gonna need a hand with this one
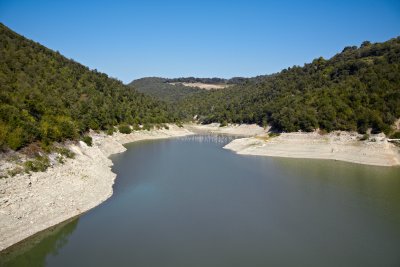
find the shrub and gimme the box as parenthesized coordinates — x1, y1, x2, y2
(359, 133, 369, 141)
(21, 142, 43, 157)
(57, 116, 78, 140)
(39, 141, 53, 153)
(6, 127, 25, 150)
(88, 120, 99, 131)
(268, 132, 281, 138)
(390, 132, 400, 139)
(142, 123, 152, 131)
(154, 124, 169, 130)
(24, 156, 50, 173)
(0, 122, 9, 151)
(7, 166, 24, 177)
(82, 135, 93, 146)
(118, 124, 132, 134)
(132, 124, 141, 131)
(57, 147, 75, 158)
(106, 128, 114, 136)
(56, 155, 65, 164)
(220, 121, 228, 127)
(318, 129, 328, 135)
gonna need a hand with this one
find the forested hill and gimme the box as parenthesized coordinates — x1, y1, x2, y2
(129, 77, 203, 102)
(0, 23, 174, 151)
(179, 38, 400, 135)
(128, 77, 249, 102)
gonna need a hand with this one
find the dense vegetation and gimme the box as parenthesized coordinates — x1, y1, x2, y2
(129, 77, 250, 102)
(0, 23, 175, 151)
(129, 77, 203, 102)
(178, 38, 400, 134)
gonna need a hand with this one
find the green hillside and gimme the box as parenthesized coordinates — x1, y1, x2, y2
(0, 23, 175, 151)
(129, 77, 203, 102)
(178, 38, 400, 134)
(129, 77, 248, 102)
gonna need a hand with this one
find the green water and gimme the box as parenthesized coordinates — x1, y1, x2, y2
(1, 135, 400, 267)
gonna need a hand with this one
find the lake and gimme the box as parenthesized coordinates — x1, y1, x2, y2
(1, 135, 400, 266)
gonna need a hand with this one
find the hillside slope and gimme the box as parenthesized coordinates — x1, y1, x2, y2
(179, 38, 400, 134)
(129, 77, 248, 102)
(0, 23, 174, 151)
(129, 77, 203, 102)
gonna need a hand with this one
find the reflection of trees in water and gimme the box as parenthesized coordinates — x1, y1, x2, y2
(181, 134, 237, 145)
(0, 217, 79, 267)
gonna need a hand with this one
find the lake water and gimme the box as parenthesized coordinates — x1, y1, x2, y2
(1, 135, 400, 267)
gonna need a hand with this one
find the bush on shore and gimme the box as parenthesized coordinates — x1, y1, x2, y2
(82, 136, 93, 146)
(118, 124, 132, 134)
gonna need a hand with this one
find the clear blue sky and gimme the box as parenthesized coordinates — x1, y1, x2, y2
(1, 0, 399, 83)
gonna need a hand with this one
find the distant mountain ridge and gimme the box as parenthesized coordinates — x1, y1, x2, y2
(129, 77, 204, 102)
(128, 76, 255, 102)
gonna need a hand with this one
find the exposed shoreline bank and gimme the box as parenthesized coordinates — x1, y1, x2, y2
(0, 125, 193, 251)
(224, 130, 400, 167)
(189, 123, 400, 167)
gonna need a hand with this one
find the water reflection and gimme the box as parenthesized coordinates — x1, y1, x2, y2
(0, 218, 79, 267)
(180, 134, 237, 144)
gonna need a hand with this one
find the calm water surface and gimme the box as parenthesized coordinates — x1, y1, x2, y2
(1, 135, 400, 267)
